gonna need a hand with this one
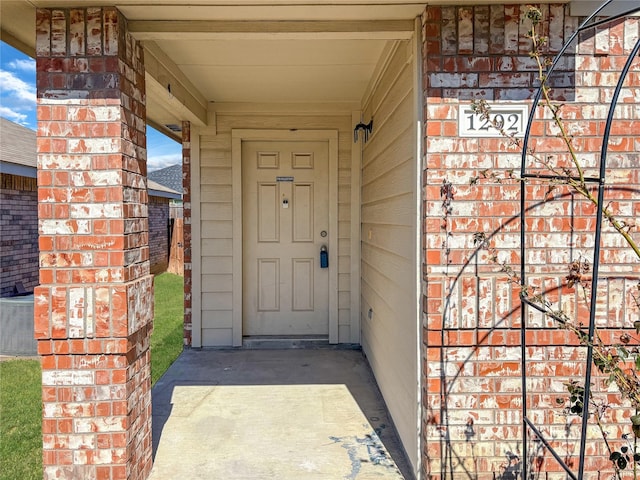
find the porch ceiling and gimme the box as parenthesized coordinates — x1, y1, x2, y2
(0, 0, 546, 139)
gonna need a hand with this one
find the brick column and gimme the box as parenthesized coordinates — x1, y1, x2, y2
(181, 121, 192, 346)
(35, 8, 153, 480)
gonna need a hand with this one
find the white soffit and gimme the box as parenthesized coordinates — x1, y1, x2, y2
(154, 38, 388, 103)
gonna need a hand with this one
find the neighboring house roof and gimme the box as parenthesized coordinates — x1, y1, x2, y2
(0, 117, 37, 178)
(148, 164, 183, 195)
(0, 117, 181, 200)
(148, 179, 181, 199)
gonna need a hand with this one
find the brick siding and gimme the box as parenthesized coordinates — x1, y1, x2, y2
(0, 174, 39, 297)
(182, 121, 192, 347)
(422, 5, 640, 478)
(148, 196, 170, 274)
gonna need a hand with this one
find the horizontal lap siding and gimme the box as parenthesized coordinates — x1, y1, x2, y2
(199, 113, 353, 345)
(360, 40, 418, 472)
(199, 131, 233, 345)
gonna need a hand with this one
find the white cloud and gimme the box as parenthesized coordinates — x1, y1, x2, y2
(148, 153, 182, 171)
(0, 69, 36, 104)
(7, 58, 36, 72)
(0, 69, 36, 127)
(0, 106, 28, 124)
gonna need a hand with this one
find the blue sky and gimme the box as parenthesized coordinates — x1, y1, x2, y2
(0, 41, 182, 171)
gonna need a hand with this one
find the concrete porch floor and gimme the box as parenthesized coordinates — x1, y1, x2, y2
(149, 348, 413, 479)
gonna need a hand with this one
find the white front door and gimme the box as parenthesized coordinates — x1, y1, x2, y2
(242, 140, 330, 336)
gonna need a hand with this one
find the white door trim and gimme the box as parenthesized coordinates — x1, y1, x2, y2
(190, 129, 203, 348)
(232, 129, 339, 346)
(413, 16, 424, 479)
(350, 111, 362, 345)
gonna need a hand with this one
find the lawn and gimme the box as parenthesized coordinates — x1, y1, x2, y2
(150, 272, 185, 385)
(0, 272, 184, 480)
(0, 359, 42, 480)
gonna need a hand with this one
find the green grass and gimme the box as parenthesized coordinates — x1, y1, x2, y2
(0, 272, 184, 479)
(0, 359, 42, 480)
(151, 272, 185, 385)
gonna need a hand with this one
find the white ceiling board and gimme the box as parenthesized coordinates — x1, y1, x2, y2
(128, 20, 415, 41)
(121, 5, 425, 21)
(181, 64, 376, 103)
(155, 39, 386, 67)
(156, 38, 387, 103)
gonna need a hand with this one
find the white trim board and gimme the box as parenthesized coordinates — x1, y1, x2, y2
(350, 111, 362, 345)
(231, 129, 340, 346)
(190, 130, 203, 348)
(413, 16, 424, 479)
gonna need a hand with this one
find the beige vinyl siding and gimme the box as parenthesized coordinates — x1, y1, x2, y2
(199, 133, 234, 346)
(0, 118, 37, 169)
(360, 40, 418, 471)
(198, 110, 354, 345)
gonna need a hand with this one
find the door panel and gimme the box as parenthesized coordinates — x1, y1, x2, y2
(292, 258, 314, 311)
(257, 151, 279, 169)
(257, 183, 279, 242)
(257, 259, 279, 311)
(292, 184, 313, 242)
(243, 140, 329, 336)
(292, 152, 313, 169)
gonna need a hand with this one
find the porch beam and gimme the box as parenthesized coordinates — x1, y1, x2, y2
(129, 20, 415, 40)
(143, 41, 208, 127)
(147, 117, 181, 143)
(210, 102, 361, 115)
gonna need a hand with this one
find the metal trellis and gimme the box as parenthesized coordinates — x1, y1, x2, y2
(519, 1, 640, 479)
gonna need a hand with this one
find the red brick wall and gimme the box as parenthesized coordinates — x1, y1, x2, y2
(0, 174, 39, 297)
(148, 196, 170, 274)
(0, 174, 168, 294)
(422, 5, 640, 478)
(182, 121, 192, 346)
(35, 8, 153, 480)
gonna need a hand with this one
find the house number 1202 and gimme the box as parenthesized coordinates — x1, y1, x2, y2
(467, 113, 519, 132)
(458, 104, 528, 138)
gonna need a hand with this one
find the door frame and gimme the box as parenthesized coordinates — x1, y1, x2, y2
(231, 129, 339, 346)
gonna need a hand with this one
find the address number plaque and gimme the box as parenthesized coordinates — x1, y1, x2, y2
(458, 104, 529, 138)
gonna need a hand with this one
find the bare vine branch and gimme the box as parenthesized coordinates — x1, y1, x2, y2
(468, 5, 640, 476)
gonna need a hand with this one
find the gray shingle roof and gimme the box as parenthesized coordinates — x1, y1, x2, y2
(148, 164, 183, 194)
